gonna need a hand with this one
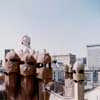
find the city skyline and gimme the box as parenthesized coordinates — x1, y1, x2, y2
(0, 0, 100, 57)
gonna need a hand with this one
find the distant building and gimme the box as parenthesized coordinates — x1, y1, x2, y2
(52, 53, 76, 66)
(52, 62, 64, 82)
(77, 57, 86, 65)
(51, 52, 76, 83)
(85, 45, 100, 89)
(87, 45, 100, 70)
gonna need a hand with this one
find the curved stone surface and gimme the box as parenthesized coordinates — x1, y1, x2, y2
(4, 50, 20, 73)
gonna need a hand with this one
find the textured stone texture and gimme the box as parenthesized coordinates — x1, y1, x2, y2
(4, 50, 20, 73)
(4, 50, 21, 100)
(19, 53, 38, 100)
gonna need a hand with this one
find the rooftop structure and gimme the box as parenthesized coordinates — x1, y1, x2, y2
(52, 53, 76, 66)
(87, 44, 100, 70)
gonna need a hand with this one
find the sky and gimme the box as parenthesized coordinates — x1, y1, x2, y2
(0, 0, 100, 57)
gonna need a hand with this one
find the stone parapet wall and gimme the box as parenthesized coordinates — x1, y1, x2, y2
(49, 91, 74, 100)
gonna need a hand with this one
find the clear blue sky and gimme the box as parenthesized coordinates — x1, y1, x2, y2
(0, 0, 100, 57)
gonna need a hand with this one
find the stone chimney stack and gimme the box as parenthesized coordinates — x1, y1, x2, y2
(19, 53, 37, 100)
(64, 64, 74, 98)
(4, 50, 21, 100)
(73, 61, 84, 100)
(36, 51, 52, 100)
